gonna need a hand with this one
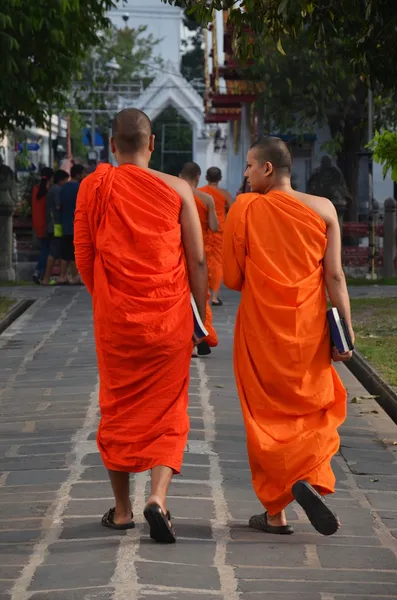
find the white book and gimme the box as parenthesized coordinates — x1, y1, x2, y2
(191, 293, 208, 338)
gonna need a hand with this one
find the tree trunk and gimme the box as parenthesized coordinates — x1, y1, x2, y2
(336, 120, 365, 221)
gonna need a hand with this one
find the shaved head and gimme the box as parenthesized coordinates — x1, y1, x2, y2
(180, 162, 201, 180)
(250, 137, 292, 174)
(206, 167, 222, 183)
(112, 108, 152, 155)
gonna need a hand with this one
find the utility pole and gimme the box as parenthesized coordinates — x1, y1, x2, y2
(367, 87, 376, 280)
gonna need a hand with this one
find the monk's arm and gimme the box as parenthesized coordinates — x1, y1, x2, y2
(207, 200, 219, 232)
(179, 183, 208, 321)
(222, 189, 234, 212)
(323, 203, 354, 341)
(222, 204, 245, 291)
(74, 195, 95, 295)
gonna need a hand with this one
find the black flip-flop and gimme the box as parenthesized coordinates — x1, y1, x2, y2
(212, 299, 223, 306)
(101, 507, 135, 530)
(144, 503, 176, 543)
(292, 480, 339, 536)
(249, 512, 294, 535)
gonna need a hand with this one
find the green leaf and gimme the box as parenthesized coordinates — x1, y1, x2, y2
(276, 38, 286, 56)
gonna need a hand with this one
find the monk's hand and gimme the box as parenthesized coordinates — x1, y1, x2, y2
(332, 346, 353, 363)
(193, 334, 203, 346)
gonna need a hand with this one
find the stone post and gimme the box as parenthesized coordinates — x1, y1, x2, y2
(383, 197, 397, 278)
(0, 165, 16, 282)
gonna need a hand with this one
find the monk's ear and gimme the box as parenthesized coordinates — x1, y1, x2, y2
(110, 137, 116, 155)
(263, 161, 273, 176)
(149, 134, 155, 152)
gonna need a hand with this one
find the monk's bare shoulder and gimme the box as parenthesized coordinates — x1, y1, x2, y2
(289, 190, 336, 226)
(148, 168, 192, 203)
(193, 189, 214, 207)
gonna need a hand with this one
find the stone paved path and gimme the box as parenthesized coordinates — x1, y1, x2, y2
(1, 287, 397, 600)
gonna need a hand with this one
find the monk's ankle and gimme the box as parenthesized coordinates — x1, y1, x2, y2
(267, 511, 287, 527)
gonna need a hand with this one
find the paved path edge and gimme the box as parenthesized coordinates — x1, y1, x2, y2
(0, 298, 34, 335)
(347, 349, 397, 424)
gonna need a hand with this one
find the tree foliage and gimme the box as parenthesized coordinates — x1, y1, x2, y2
(180, 11, 204, 89)
(161, 0, 397, 90)
(0, 0, 114, 133)
(368, 131, 397, 182)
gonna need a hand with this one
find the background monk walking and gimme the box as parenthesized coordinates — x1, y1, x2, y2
(223, 137, 354, 537)
(199, 167, 234, 306)
(179, 162, 219, 357)
(74, 108, 207, 543)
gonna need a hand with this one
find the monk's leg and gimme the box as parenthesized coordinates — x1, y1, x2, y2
(107, 470, 133, 525)
(147, 465, 173, 514)
(267, 509, 288, 527)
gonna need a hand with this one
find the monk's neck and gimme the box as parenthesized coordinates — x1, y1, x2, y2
(207, 182, 219, 188)
(266, 180, 293, 195)
(117, 155, 149, 169)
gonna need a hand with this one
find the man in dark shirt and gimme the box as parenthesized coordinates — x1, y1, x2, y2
(42, 169, 69, 285)
(60, 164, 86, 283)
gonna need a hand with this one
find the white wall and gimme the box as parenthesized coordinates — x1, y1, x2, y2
(108, 0, 182, 70)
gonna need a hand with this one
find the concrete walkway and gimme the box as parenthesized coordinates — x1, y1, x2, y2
(1, 287, 397, 600)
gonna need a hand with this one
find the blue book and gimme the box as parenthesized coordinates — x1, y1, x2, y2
(327, 308, 354, 354)
(191, 294, 208, 338)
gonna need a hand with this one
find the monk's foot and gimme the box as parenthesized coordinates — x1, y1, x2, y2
(267, 510, 287, 527)
(249, 511, 294, 535)
(144, 495, 176, 543)
(292, 480, 339, 536)
(101, 507, 135, 530)
(211, 297, 223, 306)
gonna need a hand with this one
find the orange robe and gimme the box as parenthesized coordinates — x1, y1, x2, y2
(193, 194, 218, 347)
(223, 191, 347, 514)
(199, 185, 227, 293)
(74, 163, 193, 474)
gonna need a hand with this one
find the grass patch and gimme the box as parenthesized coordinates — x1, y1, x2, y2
(347, 277, 397, 286)
(351, 298, 397, 386)
(0, 297, 16, 319)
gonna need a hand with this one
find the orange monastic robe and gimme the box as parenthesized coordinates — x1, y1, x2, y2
(193, 194, 218, 347)
(199, 185, 227, 293)
(74, 164, 193, 474)
(223, 191, 347, 514)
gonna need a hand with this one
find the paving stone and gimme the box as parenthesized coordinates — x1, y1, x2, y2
(135, 562, 220, 590)
(349, 461, 397, 475)
(317, 544, 397, 569)
(182, 453, 210, 466)
(235, 566, 397, 583)
(151, 518, 213, 540)
(0, 502, 51, 519)
(238, 579, 397, 595)
(29, 592, 114, 600)
(139, 538, 216, 564)
(227, 541, 306, 567)
(44, 539, 120, 565)
(355, 475, 397, 491)
(70, 482, 114, 499)
(340, 446, 396, 463)
(0, 544, 35, 565)
(167, 481, 212, 498)
(0, 529, 41, 543)
(366, 492, 397, 509)
(60, 517, 127, 539)
(138, 594, 219, 600)
(178, 465, 210, 480)
(80, 467, 108, 482)
(30, 561, 115, 590)
(5, 469, 70, 486)
(377, 511, 397, 529)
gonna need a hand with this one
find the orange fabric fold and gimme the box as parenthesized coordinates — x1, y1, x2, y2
(193, 194, 218, 348)
(199, 185, 227, 292)
(74, 163, 193, 474)
(223, 191, 347, 514)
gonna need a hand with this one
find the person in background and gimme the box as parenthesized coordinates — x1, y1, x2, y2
(31, 167, 54, 284)
(179, 162, 219, 357)
(59, 164, 85, 284)
(42, 169, 69, 286)
(238, 176, 251, 194)
(199, 167, 234, 306)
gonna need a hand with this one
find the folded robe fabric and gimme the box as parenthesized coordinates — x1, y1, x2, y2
(74, 163, 193, 474)
(223, 191, 347, 514)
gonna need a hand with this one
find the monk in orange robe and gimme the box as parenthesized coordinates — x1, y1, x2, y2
(223, 137, 354, 536)
(179, 162, 219, 356)
(74, 108, 207, 543)
(199, 167, 234, 306)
